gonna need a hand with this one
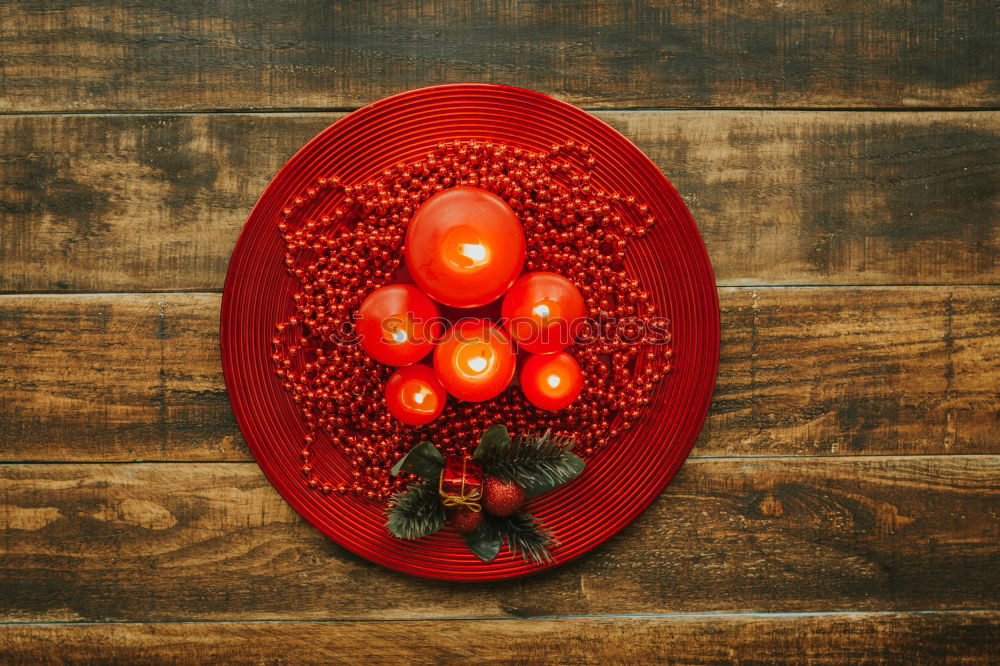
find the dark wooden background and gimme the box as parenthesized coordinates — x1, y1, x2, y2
(1, 1, 998, 663)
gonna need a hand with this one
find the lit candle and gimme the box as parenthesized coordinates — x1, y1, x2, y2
(501, 272, 585, 353)
(519, 351, 583, 411)
(405, 187, 525, 308)
(384, 364, 447, 425)
(357, 284, 441, 366)
(433, 319, 516, 402)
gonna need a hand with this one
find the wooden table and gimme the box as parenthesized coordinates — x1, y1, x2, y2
(2, 2, 998, 663)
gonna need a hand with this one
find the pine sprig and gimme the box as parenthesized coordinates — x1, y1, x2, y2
(385, 428, 585, 564)
(490, 512, 557, 563)
(483, 430, 583, 497)
(386, 479, 446, 539)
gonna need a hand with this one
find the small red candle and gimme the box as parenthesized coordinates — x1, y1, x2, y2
(405, 187, 525, 308)
(357, 284, 441, 366)
(520, 352, 584, 411)
(433, 319, 516, 402)
(384, 364, 447, 426)
(501, 272, 585, 354)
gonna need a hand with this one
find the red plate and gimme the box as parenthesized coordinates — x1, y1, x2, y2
(221, 84, 719, 581)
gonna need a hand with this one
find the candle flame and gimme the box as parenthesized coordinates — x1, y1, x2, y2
(546, 374, 561, 389)
(458, 243, 487, 263)
(402, 383, 436, 413)
(444, 226, 491, 269)
(467, 356, 488, 373)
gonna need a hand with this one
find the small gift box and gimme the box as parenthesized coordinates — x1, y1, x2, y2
(438, 457, 483, 512)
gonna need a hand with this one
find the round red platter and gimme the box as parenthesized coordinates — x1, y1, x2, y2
(220, 84, 719, 581)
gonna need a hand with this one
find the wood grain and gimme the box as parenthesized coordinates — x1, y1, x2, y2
(2, 288, 997, 462)
(2, 111, 999, 293)
(0, 294, 234, 461)
(0, 457, 997, 621)
(1, 612, 997, 665)
(707, 286, 1000, 456)
(1, 1, 998, 112)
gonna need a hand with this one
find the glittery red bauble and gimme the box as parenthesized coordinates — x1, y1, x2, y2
(449, 507, 484, 533)
(482, 477, 526, 517)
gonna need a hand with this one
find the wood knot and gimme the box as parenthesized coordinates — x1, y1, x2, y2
(759, 492, 784, 518)
(876, 501, 914, 538)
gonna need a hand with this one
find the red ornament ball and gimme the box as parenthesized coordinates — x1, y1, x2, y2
(448, 506, 484, 534)
(482, 477, 526, 517)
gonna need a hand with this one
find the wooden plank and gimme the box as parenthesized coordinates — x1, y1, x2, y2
(2, 111, 998, 293)
(707, 286, 1000, 456)
(0, 294, 235, 461)
(1, 613, 997, 664)
(0, 457, 996, 621)
(2, 288, 997, 462)
(1, 1, 998, 112)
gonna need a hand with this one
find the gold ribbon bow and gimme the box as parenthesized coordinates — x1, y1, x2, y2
(439, 458, 482, 513)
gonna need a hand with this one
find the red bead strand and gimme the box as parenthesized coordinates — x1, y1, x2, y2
(270, 140, 672, 502)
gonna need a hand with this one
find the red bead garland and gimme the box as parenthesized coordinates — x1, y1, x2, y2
(270, 140, 673, 502)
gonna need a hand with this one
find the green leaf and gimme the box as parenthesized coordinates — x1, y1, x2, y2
(462, 521, 503, 562)
(390, 441, 445, 479)
(522, 452, 585, 498)
(472, 424, 511, 461)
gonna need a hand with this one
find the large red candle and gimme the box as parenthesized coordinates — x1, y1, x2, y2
(433, 319, 516, 402)
(357, 284, 441, 366)
(501, 272, 585, 354)
(405, 187, 525, 308)
(520, 351, 584, 411)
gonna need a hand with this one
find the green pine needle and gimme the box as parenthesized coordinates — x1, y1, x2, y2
(483, 430, 582, 496)
(386, 479, 446, 539)
(488, 512, 557, 563)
